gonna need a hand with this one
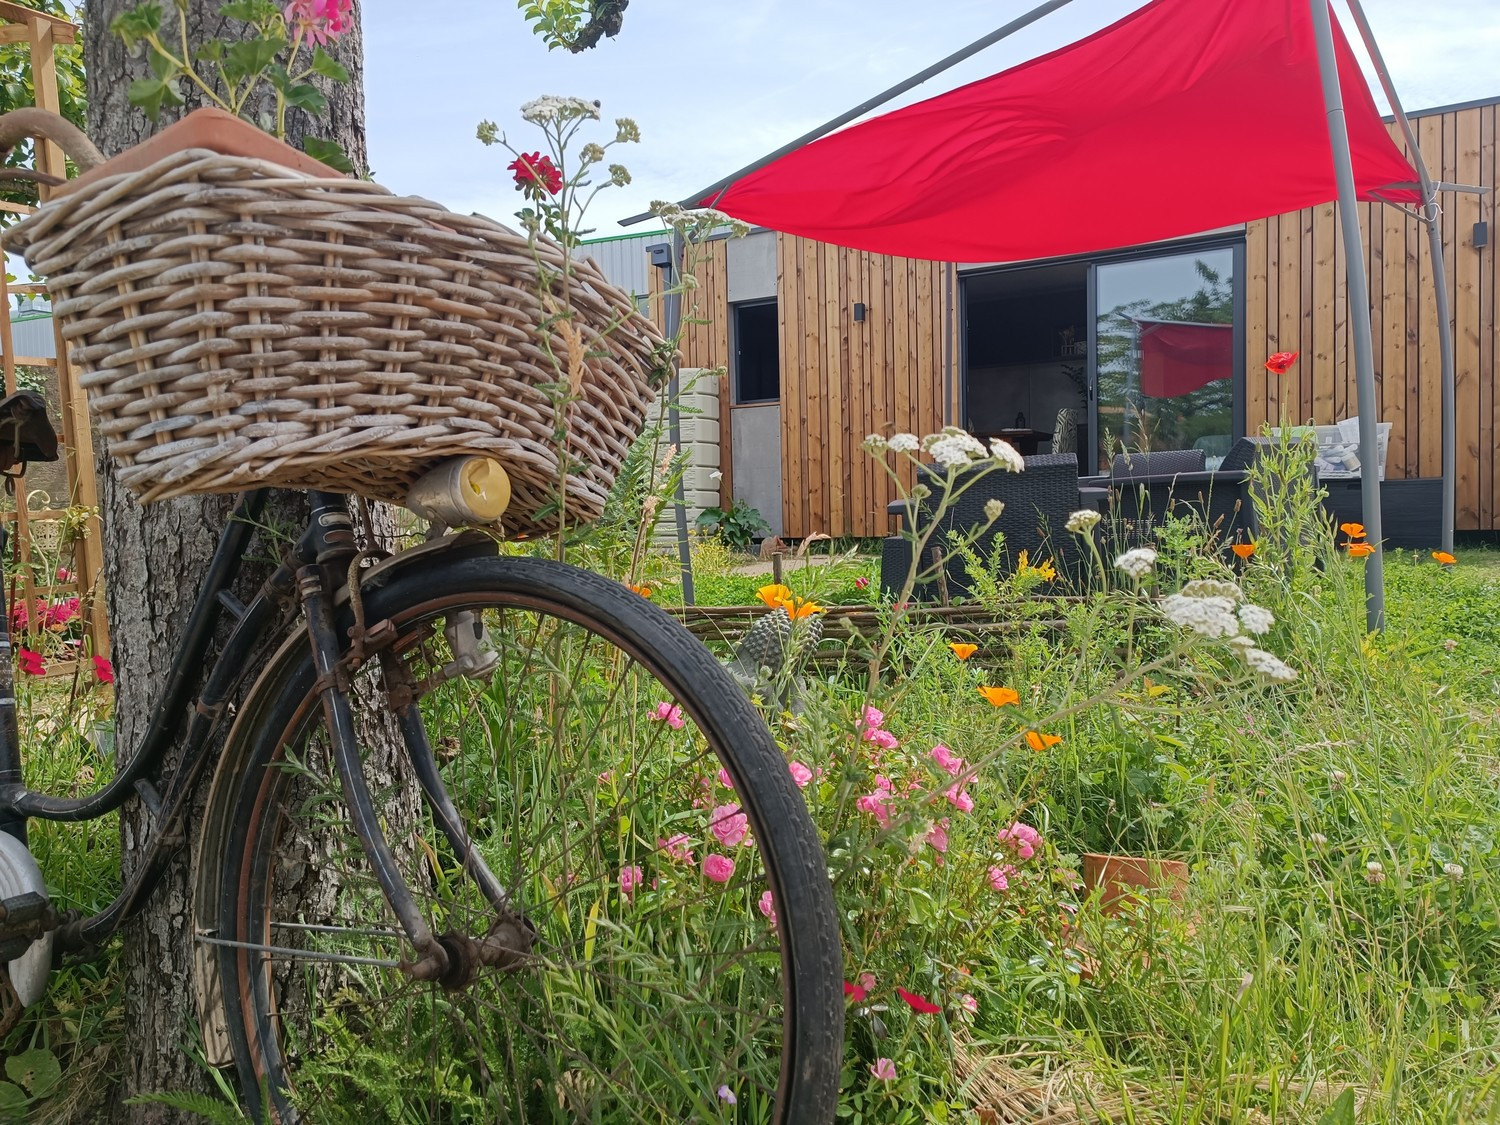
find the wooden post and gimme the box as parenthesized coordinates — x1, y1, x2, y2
(0, 5, 108, 658)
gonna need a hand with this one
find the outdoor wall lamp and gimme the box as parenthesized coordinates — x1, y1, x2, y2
(853, 302, 867, 322)
(1474, 222, 1489, 251)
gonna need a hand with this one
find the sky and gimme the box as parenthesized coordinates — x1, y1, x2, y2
(363, 1, 1499, 238)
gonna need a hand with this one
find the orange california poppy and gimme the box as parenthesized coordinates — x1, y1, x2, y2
(756, 583, 794, 610)
(628, 583, 652, 598)
(978, 686, 1019, 707)
(788, 598, 824, 619)
(1431, 551, 1456, 565)
(948, 642, 978, 661)
(1231, 542, 1256, 560)
(1264, 351, 1299, 376)
(1345, 542, 1375, 557)
(1024, 730, 1063, 751)
(1338, 522, 1366, 539)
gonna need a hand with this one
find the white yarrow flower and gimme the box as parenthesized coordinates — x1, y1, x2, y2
(1065, 509, 1102, 534)
(984, 499, 1005, 522)
(521, 95, 601, 125)
(989, 439, 1025, 473)
(928, 436, 977, 468)
(1237, 604, 1275, 635)
(1160, 593, 1240, 639)
(1241, 646, 1297, 682)
(1178, 579, 1244, 602)
(862, 434, 889, 453)
(1113, 547, 1158, 580)
(886, 432, 920, 453)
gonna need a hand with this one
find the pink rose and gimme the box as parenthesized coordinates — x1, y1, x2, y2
(657, 834, 694, 864)
(856, 790, 893, 828)
(703, 853, 735, 883)
(945, 784, 974, 813)
(651, 702, 685, 730)
(619, 865, 644, 900)
(758, 890, 777, 928)
(710, 804, 749, 848)
(788, 761, 813, 788)
(930, 744, 964, 776)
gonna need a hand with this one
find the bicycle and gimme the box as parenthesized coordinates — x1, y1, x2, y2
(0, 117, 843, 1124)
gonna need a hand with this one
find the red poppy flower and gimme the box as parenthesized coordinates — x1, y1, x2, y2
(508, 151, 563, 195)
(93, 655, 115, 685)
(896, 987, 941, 1014)
(1264, 351, 1299, 376)
(843, 980, 867, 1003)
(17, 648, 44, 676)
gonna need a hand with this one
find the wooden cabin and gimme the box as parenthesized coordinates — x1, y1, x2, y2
(601, 96, 1498, 542)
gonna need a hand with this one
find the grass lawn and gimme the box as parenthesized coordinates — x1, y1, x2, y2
(4, 516, 1499, 1122)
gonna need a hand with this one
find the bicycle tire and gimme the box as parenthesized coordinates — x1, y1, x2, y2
(212, 553, 843, 1124)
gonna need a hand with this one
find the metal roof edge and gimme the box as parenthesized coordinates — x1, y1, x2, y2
(1386, 93, 1500, 123)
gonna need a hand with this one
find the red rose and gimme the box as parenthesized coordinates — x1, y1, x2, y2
(896, 986, 941, 1014)
(508, 151, 564, 195)
(1264, 351, 1299, 376)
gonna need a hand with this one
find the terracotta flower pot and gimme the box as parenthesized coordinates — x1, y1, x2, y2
(1081, 852, 1189, 916)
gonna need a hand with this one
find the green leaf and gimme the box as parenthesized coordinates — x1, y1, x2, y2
(4, 1048, 59, 1097)
(146, 46, 178, 81)
(309, 46, 349, 82)
(219, 0, 276, 21)
(1314, 1089, 1357, 1125)
(194, 39, 225, 64)
(221, 35, 285, 84)
(0, 1082, 25, 1121)
(109, 3, 164, 51)
(301, 138, 353, 175)
(283, 83, 327, 116)
(126, 76, 182, 122)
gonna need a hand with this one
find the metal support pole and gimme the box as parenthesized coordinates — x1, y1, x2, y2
(1343, 0, 1456, 553)
(1310, 0, 1384, 631)
(662, 230, 695, 605)
(620, 0, 1080, 225)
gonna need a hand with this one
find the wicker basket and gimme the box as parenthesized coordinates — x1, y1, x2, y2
(3, 146, 667, 534)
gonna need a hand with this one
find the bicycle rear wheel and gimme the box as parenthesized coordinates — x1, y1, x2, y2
(213, 554, 842, 1124)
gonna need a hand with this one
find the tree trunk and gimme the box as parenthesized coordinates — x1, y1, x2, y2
(82, 4, 367, 1118)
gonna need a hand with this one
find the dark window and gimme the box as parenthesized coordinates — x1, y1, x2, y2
(734, 301, 780, 404)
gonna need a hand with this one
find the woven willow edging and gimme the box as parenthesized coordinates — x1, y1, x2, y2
(3, 147, 668, 534)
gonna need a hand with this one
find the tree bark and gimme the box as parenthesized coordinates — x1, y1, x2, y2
(83, 4, 366, 1118)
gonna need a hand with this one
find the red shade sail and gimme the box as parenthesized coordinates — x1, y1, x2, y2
(1136, 319, 1235, 398)
(700, 0, 1420, 262)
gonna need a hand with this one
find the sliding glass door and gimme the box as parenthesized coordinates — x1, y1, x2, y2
(1089, 243, 1243, 472)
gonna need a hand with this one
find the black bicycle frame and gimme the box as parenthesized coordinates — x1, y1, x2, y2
(0, 489, 358, 952)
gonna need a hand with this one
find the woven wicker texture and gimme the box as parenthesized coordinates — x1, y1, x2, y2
(3, 148, 668, 534)
(880, 453, 1083, 598)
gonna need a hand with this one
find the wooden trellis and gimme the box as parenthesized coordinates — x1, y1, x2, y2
(0, 1, 108, 661)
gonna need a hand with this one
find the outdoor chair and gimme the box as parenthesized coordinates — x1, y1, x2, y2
(1051, 408, 1078, 456)
(1086, 438, 1272, 551)
(880, 453, 1082, 600)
